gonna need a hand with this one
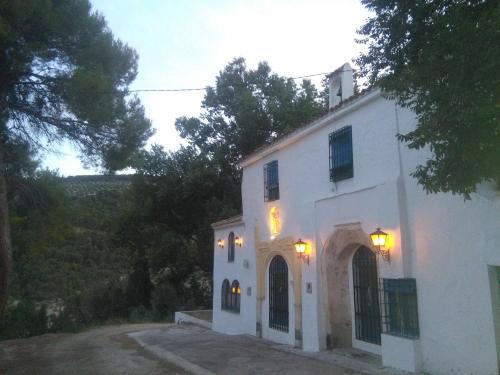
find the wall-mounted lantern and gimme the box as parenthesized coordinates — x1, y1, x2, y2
(235, 236, 243, 247)
(217, 238, 224, 248)
(370, 227, 390, 261)
(294, 238, 309, 265)
(231, 285, 241, 294)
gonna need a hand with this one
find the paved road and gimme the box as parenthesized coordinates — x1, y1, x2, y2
(0, 323, 397, 375)
(0, 324, 189, 375)
(131, 324, 364, 375)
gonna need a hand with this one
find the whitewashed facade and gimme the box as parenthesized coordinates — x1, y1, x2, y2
(211, 63, 500, 375)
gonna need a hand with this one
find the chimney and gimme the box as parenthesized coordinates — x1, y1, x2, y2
(328, 63, 354, 109)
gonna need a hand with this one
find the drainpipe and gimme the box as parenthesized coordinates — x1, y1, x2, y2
(394, 103, 413, 277)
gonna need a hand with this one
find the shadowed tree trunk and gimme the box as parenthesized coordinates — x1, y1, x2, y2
(0, 144, 11, 316)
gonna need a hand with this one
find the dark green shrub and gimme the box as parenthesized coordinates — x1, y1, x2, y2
(151, 281, 177, 318)
(0, 301, 48, 340)
(126, 255, 153, 309)
(128, 305, 153, 322)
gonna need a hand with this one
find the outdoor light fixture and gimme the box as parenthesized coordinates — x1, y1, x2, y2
(235, 236, 243, 247)
(294, 238, 309, 265)
(217, 238, 224, 248)
(370, 227, 390, 261)
(231, 286, 241, 294)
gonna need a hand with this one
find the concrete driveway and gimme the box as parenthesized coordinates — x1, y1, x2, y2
(130, 324, 402, 375)
(0, 323, 404, 374)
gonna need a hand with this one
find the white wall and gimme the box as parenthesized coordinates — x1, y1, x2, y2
(212, 223, 257, 336)
(220, 90, 500, 374)
(396, 105, 500, 375)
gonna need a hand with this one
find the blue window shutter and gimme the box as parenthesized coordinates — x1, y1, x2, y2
(264, 160, 279, 201)
(329, 126, 353, 182)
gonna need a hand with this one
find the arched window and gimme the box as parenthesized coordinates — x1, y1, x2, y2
(228, 232, 235, 263)
(221, 279, 230, 310)
(221, 279, 240, 312)
(231, 280, 241, 312)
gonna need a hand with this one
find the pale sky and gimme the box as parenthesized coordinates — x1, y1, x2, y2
(42, 0, 371, 176)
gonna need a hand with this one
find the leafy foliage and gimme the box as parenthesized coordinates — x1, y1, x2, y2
(0, 0, 154, 311)
(0, 0, 153, 169)
(2, 57, 330, 339)
(117, 59, 328, 310)
(0, 301, 47, 340)
(176, 57, 328, 167)
(356, 0, 500, 197)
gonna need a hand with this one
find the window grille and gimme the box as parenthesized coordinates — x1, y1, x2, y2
(228, 232, 235, 263)
(379, 278, 420, 339)
(269, 256, 289, 332)
(329, 126, 353, 182)
(353, 246, 381, 345)
(264, 160, 279, 201)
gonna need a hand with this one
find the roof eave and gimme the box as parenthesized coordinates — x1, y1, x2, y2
(211, 215, 244, 230)
(239, 88, 382, 169)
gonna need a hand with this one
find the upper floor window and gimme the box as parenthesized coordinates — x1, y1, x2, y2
(264, 160, 279, 201)
(329, 126, 353, 182)
(228, 232, 235, 263)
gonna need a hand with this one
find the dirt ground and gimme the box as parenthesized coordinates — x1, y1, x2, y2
(0, 323, 189, 375)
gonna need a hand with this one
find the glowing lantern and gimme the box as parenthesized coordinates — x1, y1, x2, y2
(294, 238, 309, 265)
(235, 236, 243, 247)
(370, 227, 390, 261)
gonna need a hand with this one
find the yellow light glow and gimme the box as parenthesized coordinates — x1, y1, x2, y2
(231, 287, 236, 293)
(370, 228, 388, 247)
(237, 287, 241, 294)
(217, 239, 224, 248)
(294, 239, 307, 254)
(235, 236, 243, 247)
(270, 207, 281, 238)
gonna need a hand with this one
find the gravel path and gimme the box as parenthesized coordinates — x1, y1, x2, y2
(0, 323, 189, 375)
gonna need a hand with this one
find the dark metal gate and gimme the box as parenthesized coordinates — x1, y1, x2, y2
(269, 255, 289, 332)
(352, 246, 381, 345)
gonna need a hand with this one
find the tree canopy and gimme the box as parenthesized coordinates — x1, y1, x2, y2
(121, 58, 328, 298)
(0, 0, 153, 312)
(176, 57, 327, 169)
(356, 0, 500, 197)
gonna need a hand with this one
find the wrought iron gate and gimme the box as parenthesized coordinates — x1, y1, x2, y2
(269, 255, 289, 332)
(352, 246, 381, 345)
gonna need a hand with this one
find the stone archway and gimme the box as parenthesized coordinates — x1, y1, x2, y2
(254, 225, 302, 347)
(320, 223, 375, 349)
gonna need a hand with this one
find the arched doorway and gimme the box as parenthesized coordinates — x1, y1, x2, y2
(352, 246, 381, 345)
(269, 255, 289, 333)
(321, 224, 378, 350)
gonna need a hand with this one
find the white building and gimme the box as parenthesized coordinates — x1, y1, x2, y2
(211, 63, 500, 375)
